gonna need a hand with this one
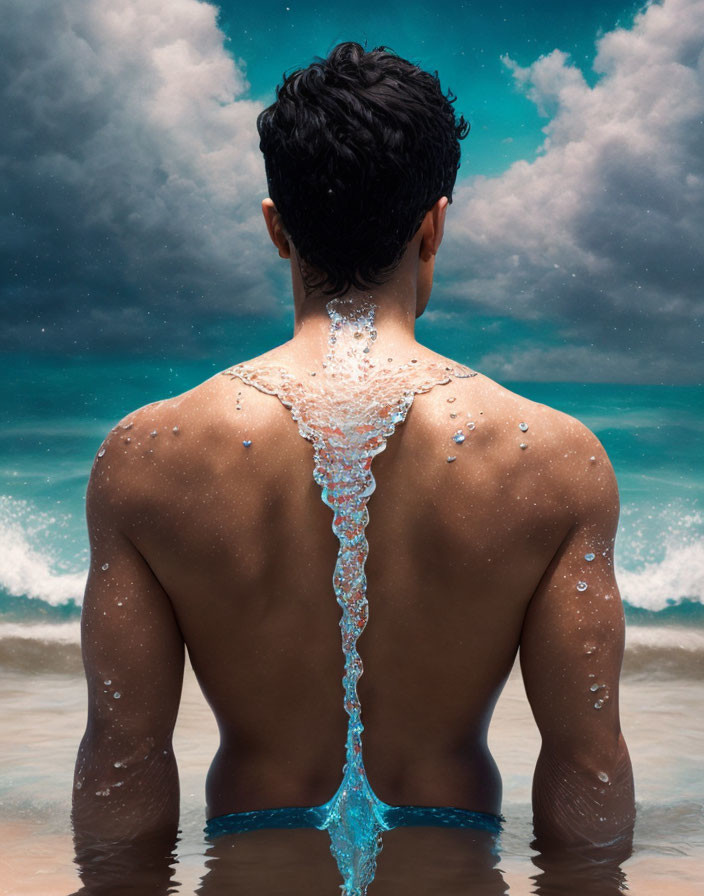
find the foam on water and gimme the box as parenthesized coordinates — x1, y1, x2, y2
(618, 539, 704, 612)
(615, 501, 704, 618)
(0, 621, 80, 643)
(0, 496, 86, 607)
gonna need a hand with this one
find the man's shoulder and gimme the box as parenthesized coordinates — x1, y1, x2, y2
(455, 367, 591, 439)
(463, 370, 618, 513)
(87, 372, 236, 511)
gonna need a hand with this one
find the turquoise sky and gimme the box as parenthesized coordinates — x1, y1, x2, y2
(216, 0, 645, 177)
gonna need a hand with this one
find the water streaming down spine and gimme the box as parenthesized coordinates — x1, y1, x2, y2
(222, 297, 476, 894)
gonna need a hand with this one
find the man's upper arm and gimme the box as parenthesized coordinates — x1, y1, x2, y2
(519, 419, 634, 846)
(520, 424, 624, 759)
(72, 416, 186, 863)
(80, 424, 185, 758)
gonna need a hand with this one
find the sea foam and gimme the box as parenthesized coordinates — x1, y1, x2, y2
(618, 538, 704, 612)
(0, 496, 86, 607)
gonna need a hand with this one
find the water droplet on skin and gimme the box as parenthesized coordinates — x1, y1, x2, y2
(520, 443, 528, 450)
(113, 692, 121, 699)
(96, 788, 111, 797)
(446, 456, 457, 463)
(519, 422, 528, 432)
(97, 447, 106, 457)
(466, 422, 476, 431)
(594, 699, 605, 710)
(150, 430, 158, 438)
(75, 780, 82, 789)
(450, 413, 457, 419)
(585, 552, 595, 562)
(410, 359, 418, 364)
(452, 431, 465, 444)
(598, 771, 610, 783)
(577, 581, 588, 592)
(584, 645, 597, 655)
(121, 422, 133, 430)
(447, 397, 456, 403)
(101, 562, 109, 571)
(243, 439, 252, 448)
(590, 683, 605, 692)
(104, 679, 111, 685)
(117, 601, 123, 607)
(124, 437, 131, 444)
(114, 761, 124, 768)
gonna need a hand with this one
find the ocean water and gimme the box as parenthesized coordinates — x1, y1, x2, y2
(1, 351, 703, 894)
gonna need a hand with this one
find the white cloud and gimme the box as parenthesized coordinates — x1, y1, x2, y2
(441, 0, 704, 382)
(0, 0, 271, 350)
(1, 0, 702, 379)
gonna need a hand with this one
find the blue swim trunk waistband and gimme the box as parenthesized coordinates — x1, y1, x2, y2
(205, 804, 503, 839)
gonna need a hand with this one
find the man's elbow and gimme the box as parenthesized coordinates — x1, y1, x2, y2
(74, 720, 178, 815)
(550, 728, 631, 784)
(532, 732, 635, 852)
(79, 714, 174, 764)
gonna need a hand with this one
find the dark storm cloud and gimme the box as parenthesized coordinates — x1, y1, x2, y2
(1, 0, 702, 381)
(0, 0, 273, 354)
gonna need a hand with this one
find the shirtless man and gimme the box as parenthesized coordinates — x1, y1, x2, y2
(72, 41, 635, 894)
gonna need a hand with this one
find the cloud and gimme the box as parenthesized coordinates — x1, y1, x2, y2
(0, 0, 271, 353)
(1, 0, 702, 380)
(440, 0, 704, 382)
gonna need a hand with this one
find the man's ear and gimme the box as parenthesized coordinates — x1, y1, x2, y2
(419, 196, 449, 263)
(262, 198, 291, 259)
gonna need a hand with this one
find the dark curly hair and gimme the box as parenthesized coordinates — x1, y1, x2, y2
(257, 41, 470, 296)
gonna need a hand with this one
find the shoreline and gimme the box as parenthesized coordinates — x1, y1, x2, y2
(2, 621, 703, 678)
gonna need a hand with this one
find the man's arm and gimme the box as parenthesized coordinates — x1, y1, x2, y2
(72, 424, 185, 888)
(520, 422, 635, 855)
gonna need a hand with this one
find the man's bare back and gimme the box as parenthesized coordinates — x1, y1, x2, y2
(76, 337, 629, 834)
(71, 43, 635, 895)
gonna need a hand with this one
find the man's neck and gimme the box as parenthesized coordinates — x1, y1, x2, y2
(277, 225, 434, 365)
(287, 282, 422, 366)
